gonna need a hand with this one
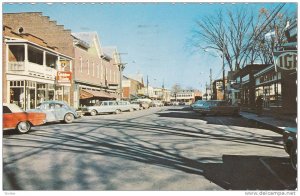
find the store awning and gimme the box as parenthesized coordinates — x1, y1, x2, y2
(80, 89, 112, 99)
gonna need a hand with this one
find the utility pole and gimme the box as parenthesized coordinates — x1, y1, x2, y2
(115, 52, 127, 101)
(210, 68, 212, 100)
(147, 75, 149, 97)
(205, 82, 208, 100)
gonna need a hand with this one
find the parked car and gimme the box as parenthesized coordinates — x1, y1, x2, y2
(129, 101, 141, 110)
(82, 100, 123, 116)
(131, 100, 150, 109)
(283, 127, 297, 170)
(152, 100, 164, 107)
(3, 103, 46, 134)
(191, 100, 206, 110)
(27, 100, 79, 124)
(118, 101, 140, 112)
(193, 100, 240, 116)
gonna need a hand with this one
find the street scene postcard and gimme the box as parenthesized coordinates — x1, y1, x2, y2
(1, 1, 298, 195)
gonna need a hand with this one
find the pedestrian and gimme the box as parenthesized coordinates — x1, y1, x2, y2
(255, 95, 263, 116)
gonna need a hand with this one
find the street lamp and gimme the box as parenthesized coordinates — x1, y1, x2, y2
(118, 63, 126, 101)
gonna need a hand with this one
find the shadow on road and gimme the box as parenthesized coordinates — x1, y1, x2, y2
(157, 107, 273, 130)
(3, 115, 297, 191)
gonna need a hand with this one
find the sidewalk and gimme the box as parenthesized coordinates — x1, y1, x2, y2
(240, 111, 297, 134)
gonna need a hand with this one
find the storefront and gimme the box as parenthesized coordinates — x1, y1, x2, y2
(254, 65, 282, 108)
(8, 78, 71, 109)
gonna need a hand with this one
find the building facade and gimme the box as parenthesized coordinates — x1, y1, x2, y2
(3, 12, 74, 107)
(72, 33, 120, 108)
(3, 25, 72, 109)
(170, 90, 196, 104)
(122, 75, 144, 100)
(3, 12, 122, 109)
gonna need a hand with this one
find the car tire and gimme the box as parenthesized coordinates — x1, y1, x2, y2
(115, 109, 121, 114)
(290, 145, 297, 171)
(64, 113, 74, 124)
(90, 110, 97, 116)
(16, 121, 31, 134)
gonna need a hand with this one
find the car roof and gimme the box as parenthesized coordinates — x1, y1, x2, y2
(40, 100, 68, 105)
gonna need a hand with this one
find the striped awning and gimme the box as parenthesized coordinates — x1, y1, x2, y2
(80, 89, 112, 99)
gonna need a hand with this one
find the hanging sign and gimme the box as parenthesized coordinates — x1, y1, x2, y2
(273, 51, 297, 71)
(57, 71, 72, 84)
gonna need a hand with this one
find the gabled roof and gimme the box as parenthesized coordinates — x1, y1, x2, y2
(72, 32, 102, 57)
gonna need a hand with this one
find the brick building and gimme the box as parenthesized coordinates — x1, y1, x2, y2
(3, 12, 122, 109)
(72, 33, 120, 107)
(122, 75, 144, 100)
(3, 12, 74, 107)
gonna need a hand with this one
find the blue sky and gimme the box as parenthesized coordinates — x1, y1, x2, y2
(3, 2, 297, 91)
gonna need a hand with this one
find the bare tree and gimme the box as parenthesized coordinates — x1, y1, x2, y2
(192, 4, 292, 70)
(193, 8, 253, 71)
(171, 83, 182, 101)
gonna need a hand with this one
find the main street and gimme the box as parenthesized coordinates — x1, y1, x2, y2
(3, 106, 296, 190)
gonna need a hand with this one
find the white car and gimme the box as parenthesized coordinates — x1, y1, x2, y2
(118, 101, 135, 112)
(82, 101, 123, 116)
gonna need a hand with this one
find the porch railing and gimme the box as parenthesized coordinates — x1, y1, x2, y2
(8, 61, 57, 80)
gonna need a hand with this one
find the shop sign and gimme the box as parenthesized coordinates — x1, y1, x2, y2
(57, 71, 72, 84)
(241, 74, 249, 83)
(273, 51, 297, 71)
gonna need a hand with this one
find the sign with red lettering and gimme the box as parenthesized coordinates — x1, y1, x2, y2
(273, 51, 297, 71)
(57, 71, 72, 84)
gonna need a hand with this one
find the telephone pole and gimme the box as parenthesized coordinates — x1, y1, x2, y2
(115, 52, 127, 101)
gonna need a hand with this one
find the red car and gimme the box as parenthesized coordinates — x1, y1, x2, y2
(3, 103, 46, 134)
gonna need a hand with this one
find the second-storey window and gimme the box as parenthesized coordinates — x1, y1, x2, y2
(87, 60, 90, 75)
(92, 62, 95, 76)
(101, 65, 103, 80)
(80, 57, 83, 73)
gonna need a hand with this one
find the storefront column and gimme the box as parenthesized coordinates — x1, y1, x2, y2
(24, 44, 28, 62)
(43, 51, 46, 67)
(56, 56, 61, 71)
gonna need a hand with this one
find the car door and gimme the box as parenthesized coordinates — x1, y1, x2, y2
(110, 101, 118, 112)
(53, 103, 66, 120)
(100, 101, 109, 113)
(41, 103, 57, 122)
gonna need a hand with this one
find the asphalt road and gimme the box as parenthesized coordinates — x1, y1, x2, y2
(2, 106, 297, 190)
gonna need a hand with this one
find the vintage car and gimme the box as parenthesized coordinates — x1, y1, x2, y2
(283, 127, 297, 170)
(118, 101, 140, 112)
(193, 100, 240, 116)
(3, 103, 46, 134)
(190, 100, 207, 110)
(82, 100, 123, 116)
(27, 100, 79, 124)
